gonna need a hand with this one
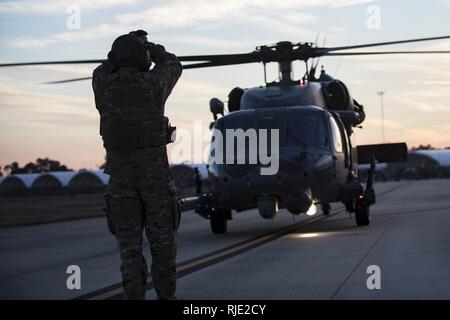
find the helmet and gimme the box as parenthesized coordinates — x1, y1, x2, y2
(129, 29, 148, 42)
(109, 34, 150, 71)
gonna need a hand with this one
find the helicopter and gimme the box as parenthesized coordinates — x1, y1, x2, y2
(1, 35, 450, 234)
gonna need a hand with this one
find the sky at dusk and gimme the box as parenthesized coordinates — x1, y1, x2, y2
(0, 0, 449, 170)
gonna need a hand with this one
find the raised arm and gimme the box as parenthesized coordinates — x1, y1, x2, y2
(146, 43, 183, 102)
(92, 59, 113, 111)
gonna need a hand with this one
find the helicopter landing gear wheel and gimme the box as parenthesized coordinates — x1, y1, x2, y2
(355, 201, 370, 226)
(322, 203, 331, 215)
(210, 208, 228, 234)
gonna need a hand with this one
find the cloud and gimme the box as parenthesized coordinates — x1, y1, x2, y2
(0, 77, 96, 128)
(401, 127, 450, 148)
(4, 0, 376, 49)
(166, 78, 228, 125)
(7, 0, 324, 48)
(116, 0, 373, 28)
(0, 74, 228, 168)
(152, 35, 245, 49)
(329, 0, 375, 8)
(394, 97, 450, 113)
(408, 80, 450, 85)
(354, 43, 450, 82)
(0, 65, 94, 79)
(0, 74, 226, 130)
(115, 0, 323, 29)
(365, 117, 404, 129)
(0, 0, 143, 14)
(9, 23, 256, 49)
(10, 23, 129, 48)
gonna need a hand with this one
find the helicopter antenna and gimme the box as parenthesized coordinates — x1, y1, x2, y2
(263, 62, 268, 84)
(309, 33, 327, 80)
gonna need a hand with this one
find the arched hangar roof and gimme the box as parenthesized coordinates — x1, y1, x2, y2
(412, 150, 450, 167)
(32, 171, 77, 188)
(70, 170, 109, 185)
(1, 173, 41, 188)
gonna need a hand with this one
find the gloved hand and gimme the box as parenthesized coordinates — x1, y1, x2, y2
(146, 42, 167, 64)
(128, 29, 167, 64)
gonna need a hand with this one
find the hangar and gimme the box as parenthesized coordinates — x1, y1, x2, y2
(31, 171, 77, 196)
(68, 170, 109, 194)
(0, 164, 212, 197)
(387, 149, 450, 180)
(0, 173, 40, 197)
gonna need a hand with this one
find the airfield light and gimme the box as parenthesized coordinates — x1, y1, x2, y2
(298, 233, 320, 238)
(306, 204, 317, 216)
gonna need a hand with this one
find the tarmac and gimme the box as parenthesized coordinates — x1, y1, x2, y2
(1, 180, 450, 299)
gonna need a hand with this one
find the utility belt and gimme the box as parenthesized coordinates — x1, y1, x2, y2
(101, 116, 176, 151)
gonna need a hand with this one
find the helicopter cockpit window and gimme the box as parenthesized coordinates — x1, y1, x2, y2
(329, 116, 343, 152)
(221, 116, 255, 163)
(286, 113, 328, 149)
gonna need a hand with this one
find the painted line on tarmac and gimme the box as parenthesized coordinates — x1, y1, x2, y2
(77, 184, 405, 300)
(78, 209, 343, 300)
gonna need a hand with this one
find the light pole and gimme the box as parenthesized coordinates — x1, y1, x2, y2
(377, 91, 385, 143)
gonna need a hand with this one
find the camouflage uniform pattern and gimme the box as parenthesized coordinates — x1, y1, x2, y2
(92, 50, 182, 299)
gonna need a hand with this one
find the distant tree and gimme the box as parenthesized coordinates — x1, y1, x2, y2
(411, 144, 438, 151)
(35, 157, 70, 172)
(23, 162, 38, 173)
(3, 158, 72, 175)
(4, 162, 20, 175)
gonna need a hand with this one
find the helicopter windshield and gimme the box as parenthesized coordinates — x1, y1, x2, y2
(285, 112, 328, 149)
(219, 107, 329, 163)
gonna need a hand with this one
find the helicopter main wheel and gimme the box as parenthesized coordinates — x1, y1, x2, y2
(355, 202, 371, 226)
(210, 208, 228, 234)
(322, 203, 331, 215)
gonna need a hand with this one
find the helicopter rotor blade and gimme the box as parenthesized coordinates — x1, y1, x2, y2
(40, 60, 258, 84)
(324, 50, 450, 56)
(39, 50, 450, 84)
(41, 76, 93, 84)
(0, 53, 259, 69)
(3, 36, 449, 69)
(320, 35, 450, 53)
(177, 52, 257, 62)
(182, 59, 260, 69)
(6, 35, 450, 84)
(0, 59, 105, 68)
